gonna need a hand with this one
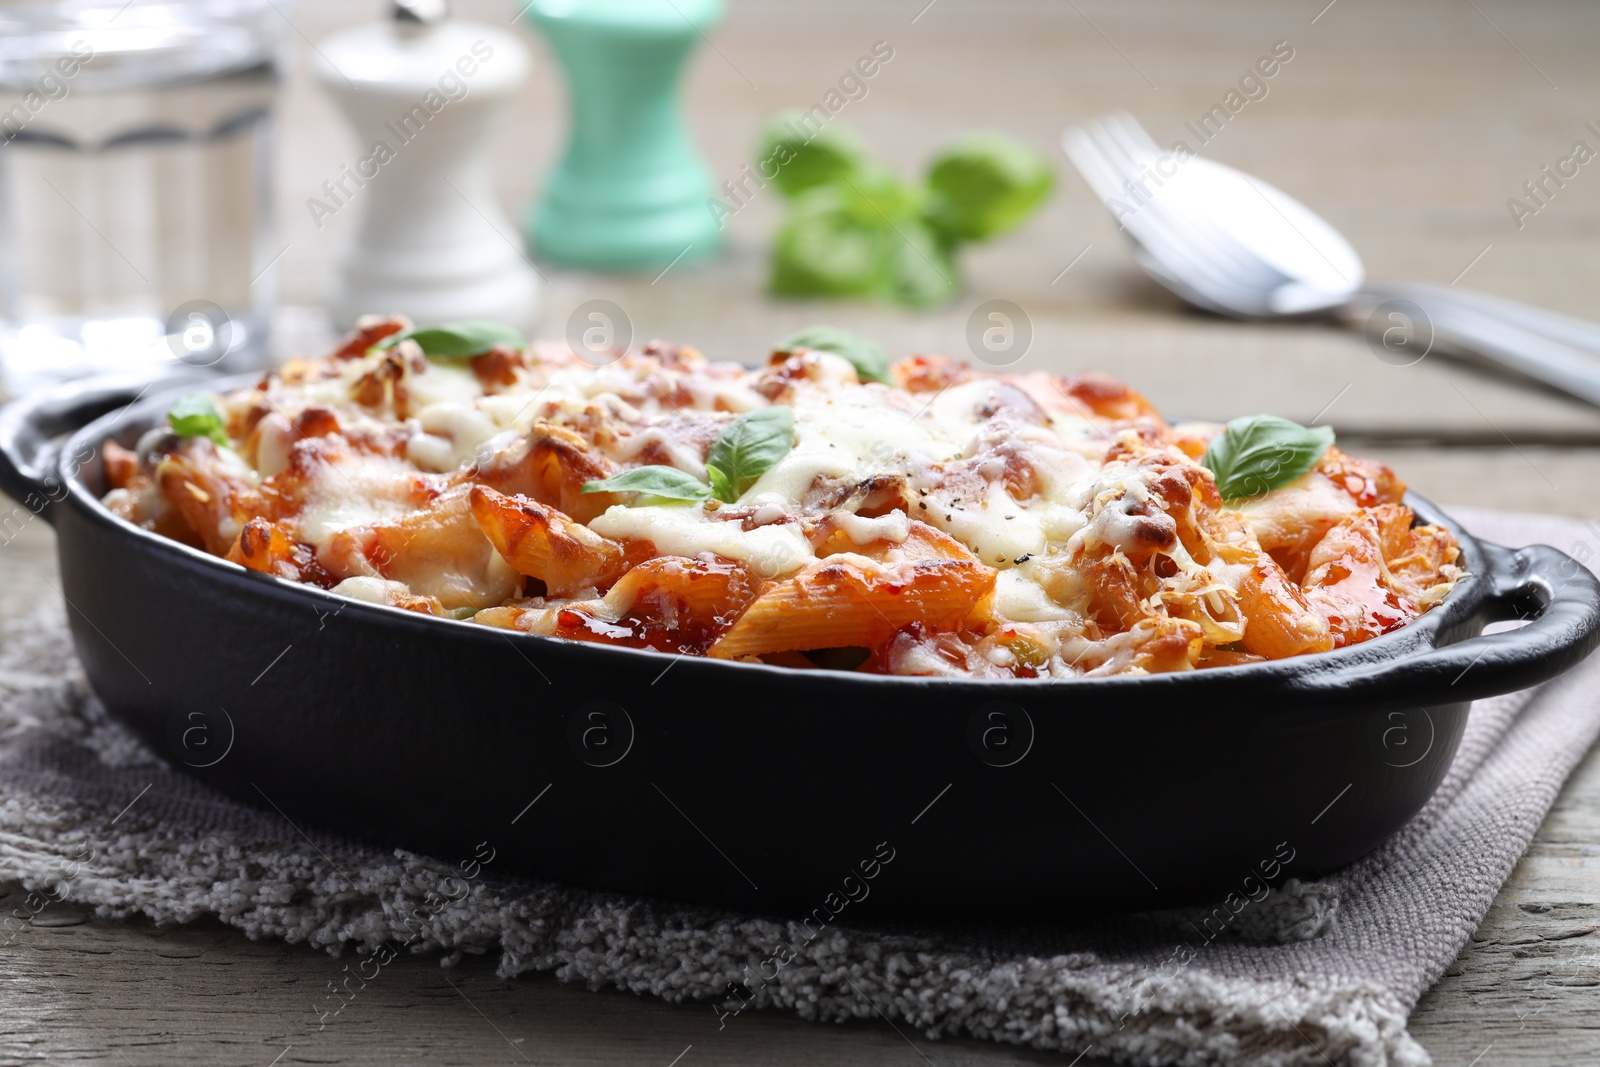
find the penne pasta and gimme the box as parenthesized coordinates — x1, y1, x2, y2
(354, 485, 522, 609)
(601, 556, 757, 628)
(474, 423, 620, 523)
(227, 517, 299, 578)
(102, 318, 1462, 678)
(1300, 509, 1452, 646)
(708, 553, 993, 660)
(469, 485, 629, 597)
(153, 440, 266, 556)
(1233, 547, 1335, 658)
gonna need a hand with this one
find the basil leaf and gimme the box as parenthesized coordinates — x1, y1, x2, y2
(886, 218, 959, 308)
(377, 321, 524, 360)
(706, 464, 734, 503)
(705, 407, 795, 502)
(922, 133, 1054, 243)
(836, 163, 921, 225)
(770, 179, 958, 310)
(581, 466, 711, 503)
(1202, 415, 1335, 501)
(757, 111, 871, 199)
(770, 186, 898, 300)
(777, 326, 890, 384)
(166, 392, 230, 448)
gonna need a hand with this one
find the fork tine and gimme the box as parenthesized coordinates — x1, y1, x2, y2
(1070, 117, 1275, 314)
(1081, 119, 1234, 263)
(1107, 111, 1164, 159)
(1097, 114, 1164, 174)
(1085, 116, 1170, 200)
(1061, 124, 1128, 203)
(1085, 116, 1283, 288)
(1064, 123, 1167, 226)
(1076, 118, 1202, 246)
(1064, 110, 1337, 318)
(1106, 114, 1291, 282)
(1076, 116, 1177, 226)
(1067, 123, 1193, 257)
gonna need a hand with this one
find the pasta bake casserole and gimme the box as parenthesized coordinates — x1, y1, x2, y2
(102, 319, 1462, 677)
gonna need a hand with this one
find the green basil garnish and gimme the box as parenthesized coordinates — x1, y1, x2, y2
(705, 407, 795, 502)
(759, 119, 1050, 309)
(1202, 415, 1335, 502)
(777, 325, 890, 384)
(167, 392, 230, 448)
(705, 465, 734, 503)
(922, 133, 1055, 243)
(582, 465, 712, 503)
(756, 112, 871, 199)
(582, 407, 796, 507)
(377, 321, 524, 360)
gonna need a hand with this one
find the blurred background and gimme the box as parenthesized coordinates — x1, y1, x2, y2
(2, 0, 1598, 514)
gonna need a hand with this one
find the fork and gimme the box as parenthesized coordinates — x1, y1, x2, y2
(1063, 112, 1600, 408)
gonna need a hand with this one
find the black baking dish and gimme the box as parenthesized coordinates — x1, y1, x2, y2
(2, 371, 1597, 917)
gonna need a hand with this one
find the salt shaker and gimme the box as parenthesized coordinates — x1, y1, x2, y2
(523, 0, 723, 271)
(314, 0, 538, 331)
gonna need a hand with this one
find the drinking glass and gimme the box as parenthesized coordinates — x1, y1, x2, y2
(0, 0, 282, 395)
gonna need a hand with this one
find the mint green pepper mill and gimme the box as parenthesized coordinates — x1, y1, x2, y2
(524, 0, 724, 270)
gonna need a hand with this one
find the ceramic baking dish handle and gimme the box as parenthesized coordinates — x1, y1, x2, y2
(0, 372, 205, 525)
(1295, 541, 1600, 705)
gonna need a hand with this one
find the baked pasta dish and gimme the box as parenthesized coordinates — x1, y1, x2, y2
(102, 319, 1463, 678)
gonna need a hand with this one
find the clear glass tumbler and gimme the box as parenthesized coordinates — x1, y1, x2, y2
(0, 0, 282, 395)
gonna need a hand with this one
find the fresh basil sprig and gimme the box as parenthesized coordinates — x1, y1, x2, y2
(581, 465, 713, 503)
(758, 114, 870, 199)
(776, 326, 890, 384)
(583, 407, 796, 506)
(167, 393, 230, 448)
(1202, 415, 1334, 501)
(376, 321, 524, 360)
(759, 116, 1052, 308)
(705, 407, 795, 500)
(923, 133, 1055, 243)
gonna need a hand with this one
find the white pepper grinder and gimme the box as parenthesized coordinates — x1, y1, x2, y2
(314, 0, 538, 331)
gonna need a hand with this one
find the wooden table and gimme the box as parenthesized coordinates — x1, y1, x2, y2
(5, 0, 1600, 1062)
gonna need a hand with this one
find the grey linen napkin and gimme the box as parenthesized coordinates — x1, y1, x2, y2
(0, 507, 1596, 1067)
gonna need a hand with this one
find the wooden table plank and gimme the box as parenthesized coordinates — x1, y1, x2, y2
(269, 0, 1600, 440)
(1354, 447, 1600, 521)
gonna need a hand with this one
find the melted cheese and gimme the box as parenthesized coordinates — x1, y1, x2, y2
(748, 387, 960, 500)
(835, 510, 910, 545)
(589, 504, 814, 576)
(994, 569, 1079, 623)
(410, 402, 500, 471)
(331, 576, 413, 604)
(111, 325, 1460, 678)
(616, 426, 712, 474)
(405, 362, 484, 408)
(927, 478, 1047, 566)
(296, 454, 421, 549)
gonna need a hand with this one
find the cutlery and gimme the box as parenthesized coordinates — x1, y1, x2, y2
(1062, 112, 1600, 408)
